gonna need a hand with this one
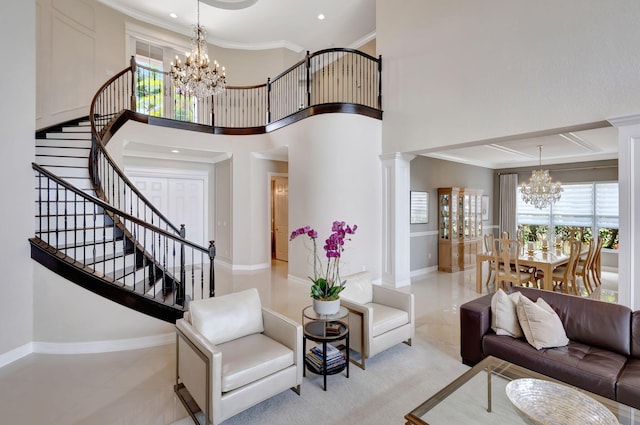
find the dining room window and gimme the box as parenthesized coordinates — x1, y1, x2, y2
(516, 182, 619, 249)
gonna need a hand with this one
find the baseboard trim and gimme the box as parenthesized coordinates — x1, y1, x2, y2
(32, 333, 174, 355)
(232, 262, 271, 271)
(0, 342, 34, 369)
(410, 266, 438, 277)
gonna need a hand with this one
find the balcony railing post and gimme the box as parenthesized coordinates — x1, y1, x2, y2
(377, 55, 382, 110)
(208, 240, 216, 297)
(305, 51, 311, 108)
(130, 56, 137, 112)
(177, 224, 186, 304)
(266, 77, 271, 123)
(211, 94, 215, 129)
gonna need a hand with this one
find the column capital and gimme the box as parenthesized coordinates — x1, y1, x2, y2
(379, 152, 416, 163)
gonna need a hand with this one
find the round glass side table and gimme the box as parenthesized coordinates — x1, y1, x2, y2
(301, 305, 350, 391)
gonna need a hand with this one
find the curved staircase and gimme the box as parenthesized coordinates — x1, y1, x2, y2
(30, 48, 382, 324)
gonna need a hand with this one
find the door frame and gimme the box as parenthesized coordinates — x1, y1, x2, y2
(268, 172, 288, 264)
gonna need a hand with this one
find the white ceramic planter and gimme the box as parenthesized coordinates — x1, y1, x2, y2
(312, 298, 340, 315)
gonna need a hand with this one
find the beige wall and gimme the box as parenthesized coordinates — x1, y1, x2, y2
(33, 264, 172, 343)
(0, 1, 35, 359)
(377, 0, 640, 154)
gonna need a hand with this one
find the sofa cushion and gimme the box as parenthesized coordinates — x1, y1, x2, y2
(370, 303, 409, 337)
(483, 335, 627, 399)
(218, 333, 294, 393)
(341, 271, 373, 304)
(517, 296, 569, 350)
(190, 288, 264, 345)
(513, 287, 631, 356)
(617, 359, 640, 410)
(491, 289, 523, 338)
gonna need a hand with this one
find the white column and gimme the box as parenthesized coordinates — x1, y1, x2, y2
(610, 114, 640, 309)
(380, 153, 415, 288)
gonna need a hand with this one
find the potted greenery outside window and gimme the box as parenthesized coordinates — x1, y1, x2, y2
(290, 221, 357, 315)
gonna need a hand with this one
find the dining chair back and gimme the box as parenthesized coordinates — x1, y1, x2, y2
(483, 233, 495, 289)
(551, 239, 582, 295)
(589, 235, 604, 288)
(493, 238, 532, 290)
(576, 239, 598, 294)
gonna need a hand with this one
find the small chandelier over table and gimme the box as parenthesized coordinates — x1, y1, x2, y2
(170, 0, 226, 98)
(520, 145, 563, 209)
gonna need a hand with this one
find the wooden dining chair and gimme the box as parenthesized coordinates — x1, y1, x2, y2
(493, 238, 533, 291)
(483, 233, 495, 289)
(575, 238, 598, 295)
(546, 239, 581, 295)
(589, 235, 604, 289)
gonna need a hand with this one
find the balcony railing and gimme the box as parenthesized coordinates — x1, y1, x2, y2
(129, 48, 382, 133)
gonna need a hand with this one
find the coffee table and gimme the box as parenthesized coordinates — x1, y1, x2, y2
(405, 356, 639, 425)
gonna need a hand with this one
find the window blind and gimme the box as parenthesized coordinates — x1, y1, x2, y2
(596, 183, 619, 228)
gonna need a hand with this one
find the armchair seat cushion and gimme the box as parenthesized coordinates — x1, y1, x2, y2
(370, 303, 410, 337)
(218, 333, 294, 393)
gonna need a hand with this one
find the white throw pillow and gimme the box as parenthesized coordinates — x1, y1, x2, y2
(516, 296, 569, 350)
(490, 289, 523, 338)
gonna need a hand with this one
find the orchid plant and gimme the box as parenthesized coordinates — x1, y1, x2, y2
(290, 221, 358, 300)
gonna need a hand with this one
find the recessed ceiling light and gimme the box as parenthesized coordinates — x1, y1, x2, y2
(171, 149, 180, 153)
(169, 13, 178, 19)
(317, 14, 325, 20)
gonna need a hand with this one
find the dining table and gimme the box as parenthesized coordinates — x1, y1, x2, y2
(475, 245, 582, 293)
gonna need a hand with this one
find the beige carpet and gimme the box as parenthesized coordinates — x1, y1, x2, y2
(171, 337, 470, 425)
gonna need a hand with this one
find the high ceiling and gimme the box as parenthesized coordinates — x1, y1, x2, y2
(98, 0, 376, 53)
(101, 0, 618, 169)
(420, 125, 618, 170)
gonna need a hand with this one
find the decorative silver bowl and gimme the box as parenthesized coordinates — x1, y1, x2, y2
(505, 378, 619, 425)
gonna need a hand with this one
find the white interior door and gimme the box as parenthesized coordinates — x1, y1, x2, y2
(128, 174, 206, 246)
(273, 177, 289, 261)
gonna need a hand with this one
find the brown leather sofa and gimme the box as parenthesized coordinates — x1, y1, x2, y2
(460, 286, 640, 409)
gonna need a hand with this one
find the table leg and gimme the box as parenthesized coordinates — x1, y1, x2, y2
(302, 336, 306, 377)
(322, 341, 327, 391)
(542, 263, 552, 290)
(476, 257, 483, 293)
(486, 365, 492, 413)
(345, 331, 350, 379)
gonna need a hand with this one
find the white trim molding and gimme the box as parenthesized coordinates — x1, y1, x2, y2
(32, 333, 174, 355)
(0, 333, 175, 368)
(0, 343, 33, 369)
(409, 230, 438, 238)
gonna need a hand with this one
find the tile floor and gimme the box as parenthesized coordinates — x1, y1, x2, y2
(0, 261, 618, 424)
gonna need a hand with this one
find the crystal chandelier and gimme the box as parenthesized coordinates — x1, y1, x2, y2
(520, 145, 563, 209)
(169, 0, 226, 98)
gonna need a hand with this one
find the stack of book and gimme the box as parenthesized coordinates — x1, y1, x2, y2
(305, 344, 346, 374)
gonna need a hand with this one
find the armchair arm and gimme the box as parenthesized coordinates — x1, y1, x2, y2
(176, 319, 223, 423)
(372, 285, 413, 314)
(262, 308, 303, 385)
(340, 298, 373, 358)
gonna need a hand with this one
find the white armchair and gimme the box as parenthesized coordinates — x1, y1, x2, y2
(339, 271, 414, 369)
(175, 288, 302, 425)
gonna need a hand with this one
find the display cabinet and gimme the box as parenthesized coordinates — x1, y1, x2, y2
(438, 187, 483, 272)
